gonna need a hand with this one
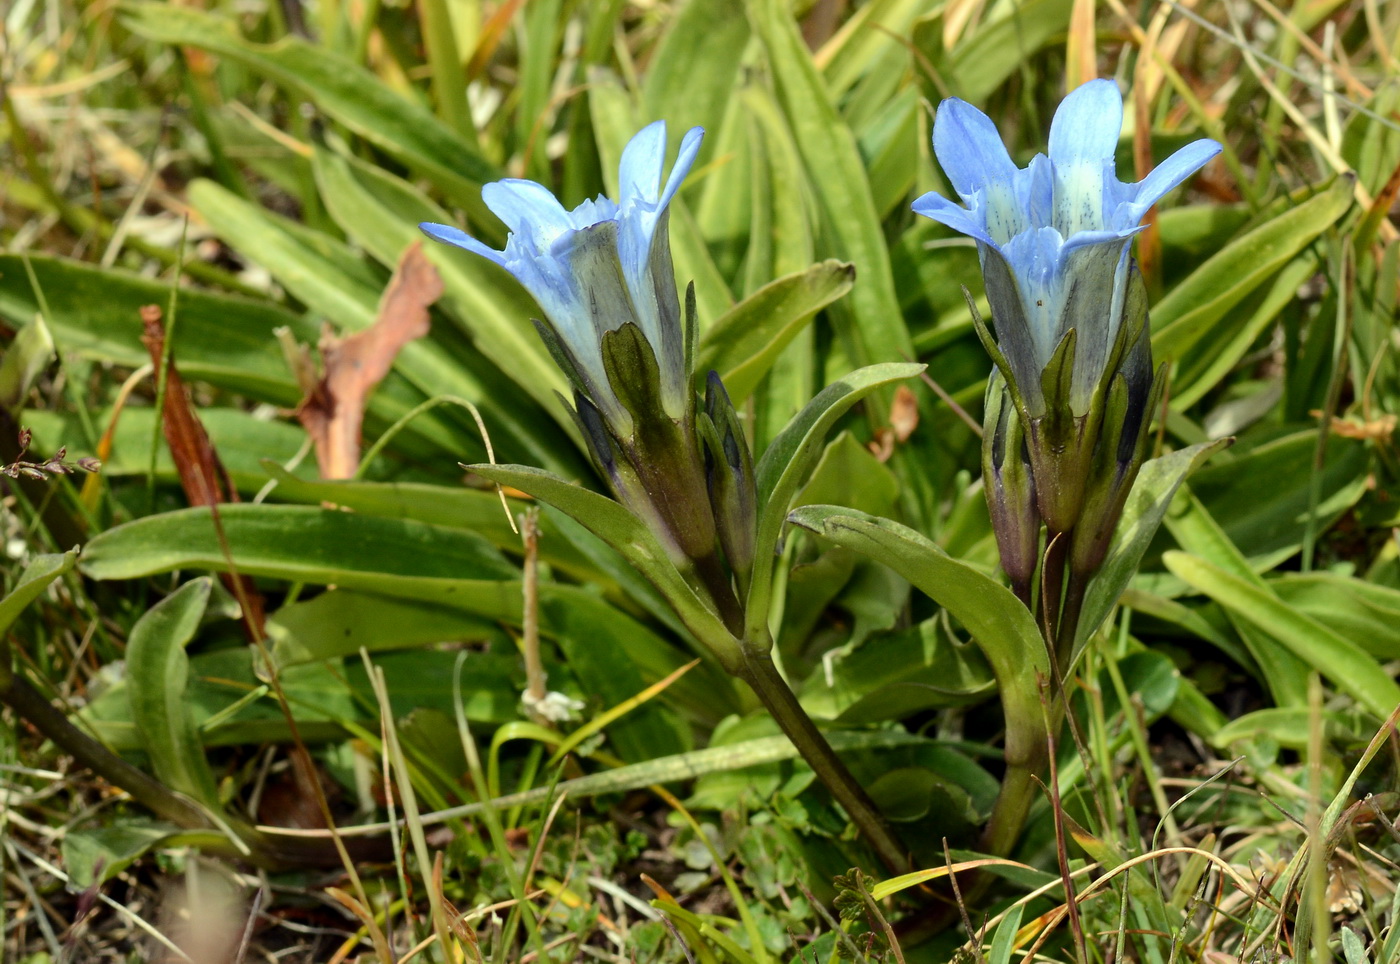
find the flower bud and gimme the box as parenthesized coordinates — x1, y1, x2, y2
(699, 372, 757, 588)
(982, 372, 1040, 600)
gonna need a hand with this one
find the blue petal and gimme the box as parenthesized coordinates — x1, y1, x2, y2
(1020, 154, 1055, 229)
(978, 240, 1047, 416)
(552, 220, 640, 427)
(1048, 79, 1123, 166)
(1051, 156, 1113, 236)
(1058, 226, 1141, 258)
(998, 226, 1066, 365)
(504, 245, 583, 338)
(481, 179, 574, 251)
(418, 222, 505, 266)
(567, 196, 620, 230)
(984, 173, 1033, 245)
(933, 98, 1017, 199)
(618, 120, 668, 203)
(658, 126, 704, 211)
(911, 191, 993, 245)
(614, 126, 701, 375)
(1119, 138, 1221, 225)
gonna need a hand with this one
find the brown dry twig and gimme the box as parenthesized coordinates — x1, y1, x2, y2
(292, 242, 442, 480)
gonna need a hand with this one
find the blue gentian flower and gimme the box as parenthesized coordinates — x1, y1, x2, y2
(912, 79, 1220, 419)
(424, 121, 733, 573)
(421, 120, 704, 435)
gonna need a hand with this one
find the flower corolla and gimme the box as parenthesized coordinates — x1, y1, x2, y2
(422, 121, 704, 434)
(912, 79, 1220, 418)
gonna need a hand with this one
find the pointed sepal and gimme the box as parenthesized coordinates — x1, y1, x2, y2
(701, 372, 757, 588)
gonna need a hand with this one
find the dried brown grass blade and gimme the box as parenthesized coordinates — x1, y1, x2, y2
(140, 304, 266, 636)
(296, 242, 441, 480)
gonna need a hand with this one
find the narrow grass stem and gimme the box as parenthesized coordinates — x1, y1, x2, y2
(1040, 532, 1069, 656)
(1043, 723, 1089, 964)
(737, 649, 910, 877)
(0, 669, 391, 869)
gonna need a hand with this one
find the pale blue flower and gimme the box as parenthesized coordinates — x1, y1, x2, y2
(422, 121, 704, 433)
(912, 79, 1220, 417)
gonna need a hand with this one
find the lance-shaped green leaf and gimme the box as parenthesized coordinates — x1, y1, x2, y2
(1074, 438, 1231, 653)
(748, 0, 914, 369)
(1, 550, 78, 684)
(1188, 429, 1367, 568)
(910, 0, 1074, 104)
(1164, 491, 1311, 707)
(0, 255, 311, 406)
(125, 578, 220, 807)
(1272, 573, 1400, 661)
(786, 505, 1046, 771)
(1170, 253, 1318, 409)
(1153, 176, 1354, 362)
(745, 362, 924, 641)
(23, 409, 307, 494)
(260, 462, 600, 579)
(641, 0, 749, 138)
(0, 550, 77, 641)
(463, 463, 740, 670)
(81, 505, 519, 605)
(1164, 552, 1400, 719)
(63, 823, 189, 889)
(1208, 707, 1365, 752)
(0, 257, 473, 459)
(694, 260, 855, 403)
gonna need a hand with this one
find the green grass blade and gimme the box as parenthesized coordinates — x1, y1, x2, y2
(696, 260, 854, 403)
(0, 550, 78, 640)
(746, 362, 924, 640)
(1153, 177, 1354, 363)
(1164, 551, 1400, 718)
(748, 0, 914, 368)
(118, 2, 499, 220)
(81, 504, 519, 596)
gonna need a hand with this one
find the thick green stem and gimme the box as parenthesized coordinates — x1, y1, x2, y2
(980, 753, 1043, 858)
(982, 680, 1065, 860)
(738, 650, 910, 876)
